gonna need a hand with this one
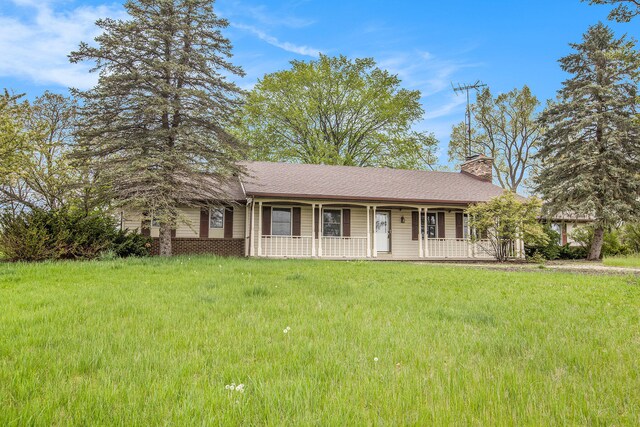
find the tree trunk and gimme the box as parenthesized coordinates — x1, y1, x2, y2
(159, 223, 172, 257)
(588, 226, 605, 261)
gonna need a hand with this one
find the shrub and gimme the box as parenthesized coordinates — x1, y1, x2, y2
(111, 229, 151, 258)
(525, 225, 561, 260)
(468, 192, 548, 262)
(0, 208, 150, 262)
(525, 224, 592, 261)
(571, 224, 630, 258)
(558, 244, 588, 260)
(621, 222, 640, 253)
(0, 209, 56, 261)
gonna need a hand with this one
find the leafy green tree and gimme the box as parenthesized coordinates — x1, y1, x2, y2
(0, 91, 29, 187)
(584, 0, 640, 22)
(0, 92, 84, 212)
(70, 0, 245, 256)
(535, 23, 640, 260)
(237, 54, 438, 169)
(467, 192, 547, 262)
(449, 86, 543, 193)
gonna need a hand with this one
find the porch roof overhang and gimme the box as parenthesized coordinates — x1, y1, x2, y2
(245, 192, 477, 206)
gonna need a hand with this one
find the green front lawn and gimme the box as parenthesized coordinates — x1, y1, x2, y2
(1, 257, 639, 425)
(604, 254, 640, 268)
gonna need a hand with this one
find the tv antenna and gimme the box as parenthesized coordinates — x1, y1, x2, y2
(452, 80, 487, 157)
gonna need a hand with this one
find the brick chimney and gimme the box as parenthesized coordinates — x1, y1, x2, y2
(460, 154, 493, 182)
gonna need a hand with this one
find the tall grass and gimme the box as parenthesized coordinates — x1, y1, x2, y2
(1, 257, 639, 425)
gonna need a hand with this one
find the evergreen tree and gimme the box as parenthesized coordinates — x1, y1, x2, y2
(584, 0, 640, 22)
(535, 23, 640, 260)
(70, 0, 245, 256)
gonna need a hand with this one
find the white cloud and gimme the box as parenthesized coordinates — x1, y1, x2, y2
(232, 23, 321, 57)
(219, 1, 315, 29)
(0, 0, 125, 90)
(423, 95, 467, 120)
(378, 51, 480, 97)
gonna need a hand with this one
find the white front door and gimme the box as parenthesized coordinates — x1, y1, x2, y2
(376, 211, 390, 252)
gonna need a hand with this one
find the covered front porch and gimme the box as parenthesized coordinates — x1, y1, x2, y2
(245, 199, 524, 260)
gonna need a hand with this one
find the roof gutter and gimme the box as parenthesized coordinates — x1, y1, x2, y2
(244, 192, 489, 206)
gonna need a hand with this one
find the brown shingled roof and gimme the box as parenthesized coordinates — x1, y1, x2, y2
(239, 161, 508, 204)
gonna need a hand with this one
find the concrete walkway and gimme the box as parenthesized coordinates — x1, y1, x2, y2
(423, 260, 640, 275)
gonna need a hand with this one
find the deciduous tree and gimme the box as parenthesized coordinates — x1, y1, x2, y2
(467, 192, 547, 262)
(0, 92, 96, 214)
(535, 23, 640, 260)
(0, 91, 29, 186)
(70, 0, 245, 256)
(449, 86, 543, 193)
(237, 54, 438, 169)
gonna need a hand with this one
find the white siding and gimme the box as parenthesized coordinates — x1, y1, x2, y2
(233, 205, 246, 239)
(389, 208, 419, 258)
(444, 211, 457, 238)
(121, 210, 142, 233)
(121, 205, 246, 239)
(176, 208, 200, 238)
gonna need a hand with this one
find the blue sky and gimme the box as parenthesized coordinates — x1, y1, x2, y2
(1, 0, 638, 164)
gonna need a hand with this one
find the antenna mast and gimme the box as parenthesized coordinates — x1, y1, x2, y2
(452, 80, 487, 157)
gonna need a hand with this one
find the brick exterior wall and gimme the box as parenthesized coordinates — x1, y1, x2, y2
(150, 238, 245, 257)
(460, 155, 493, 182)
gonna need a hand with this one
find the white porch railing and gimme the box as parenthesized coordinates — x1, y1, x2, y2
(426, 238, 471, 258)
(258, 236, 511, 259)
(321, 237, 368, 258)
(473, 239, 518, 259)
(426, 238, 496, 259)
(260, 236, 313, 257)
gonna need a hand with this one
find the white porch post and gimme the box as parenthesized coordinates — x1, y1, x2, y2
(249, 200, 255, 257)
(257, 201, 263, 257)
(318, 204, 323, 257)
(245, 201, 251, 257)
(311, 203, 316, 257)
(424, 207, 429, 258)
(366, 205, 371, 258)
(472, 214, 477, 258)
(418, 207, 423, 258)
(372, 206, 377, 258)
(467, 213, 473, 258)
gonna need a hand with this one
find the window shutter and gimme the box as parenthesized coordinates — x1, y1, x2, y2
(437, 212, 445, 238)
(562, 223, 568, 246)
(411, 211, 419, 240)
(141, 219, 151, 237)
(314, 208, 320, 238)
(292, 207, 301, 236)
(455, 213, 463, 239)
(262, 206, 271, 236)
(342, 209, 351, 237)
(224, 207, 234, 238)
(171, 228, 176, 238)
(200, 209, 209, 238)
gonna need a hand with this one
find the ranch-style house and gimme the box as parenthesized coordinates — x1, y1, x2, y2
(121, 155, 528, 260)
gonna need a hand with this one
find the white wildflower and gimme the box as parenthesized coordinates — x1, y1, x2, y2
(374, 357, 379, 362)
